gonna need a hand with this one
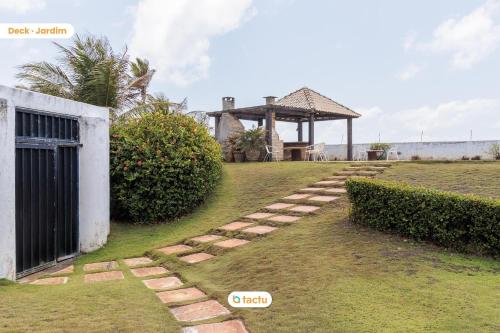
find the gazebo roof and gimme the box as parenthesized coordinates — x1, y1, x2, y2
(276, 87, 360, 118)
(207, 87, 360, 122)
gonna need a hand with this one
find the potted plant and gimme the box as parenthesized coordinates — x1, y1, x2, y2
(223, 132, 243, 162)
(368, 143, 391, 160)
(237, 127, 266, 162)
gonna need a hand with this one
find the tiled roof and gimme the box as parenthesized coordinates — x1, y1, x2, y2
(276, 87, 360, 117)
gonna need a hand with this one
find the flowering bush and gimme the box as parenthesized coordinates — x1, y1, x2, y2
(110, 112, 222, 223)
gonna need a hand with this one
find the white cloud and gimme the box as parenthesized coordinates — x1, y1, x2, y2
(397, 63, 424, 80)
(410, 0, 500, 69)
(129, 0, 256, 86)
(0, 0, 45, 13)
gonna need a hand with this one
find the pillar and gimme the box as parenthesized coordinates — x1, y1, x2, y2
(308, 113, 314, 146)
(297, 120, 303, 142)
(347, 118, 353, 161)
(214, 115, 221, 141)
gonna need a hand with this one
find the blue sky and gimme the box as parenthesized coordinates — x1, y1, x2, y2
(1, 0, 500, 143)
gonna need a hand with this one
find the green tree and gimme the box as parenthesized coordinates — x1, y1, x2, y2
(17, 34, 132, 108)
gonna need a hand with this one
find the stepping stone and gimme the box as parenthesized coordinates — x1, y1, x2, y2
(283, 193, 311, 200)
(214, 238, 250, 248)
(123, 257, 153, 267)
(314, 180, 344, 186)
(182, 319, 249, 333)
(265, 203, 295, 210)
(31, 277, 68, 286)
(83, 261, 118, 272)
(143, 276, 183, 290)
(84, 271, 124, 283)
(130, 266, 168, 278)
(157, 244, 193, 255)
(327, 176, 348, 180)
(324, 188, 347, 194)
(190, 235, 223, 243)
(289, 205, 320, 213)
(170, 300, 231, 322)
(50, 265, 74, 275)
(242, 225, 277, 235)
(244, 212, 275, 220)
(179, 253, 214, 264)
(218, 221, 254, 231)
(268, 215, 301, 223)
(156, 287, 206, 304)
(308, 195, 339, 202)
(299, 187, 326, 192)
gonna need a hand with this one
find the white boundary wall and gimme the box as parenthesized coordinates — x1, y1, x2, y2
(326, 140, 500, 161)
(0, 86, 110, 280)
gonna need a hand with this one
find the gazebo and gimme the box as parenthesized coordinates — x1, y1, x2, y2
(208, 87, 361, 160)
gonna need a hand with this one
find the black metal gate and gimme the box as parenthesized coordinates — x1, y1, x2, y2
(15, 108, 79, 277)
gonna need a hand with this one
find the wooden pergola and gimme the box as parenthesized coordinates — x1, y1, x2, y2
(208, 87, 361, 160)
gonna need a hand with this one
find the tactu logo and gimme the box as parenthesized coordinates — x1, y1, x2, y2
(228, 291, 272, 308)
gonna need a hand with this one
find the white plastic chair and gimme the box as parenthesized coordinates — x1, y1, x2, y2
(356, 149, 368, 161)
(386, 147, 399, 160)
(264, 145, 281, 162)
(304, 143, 328, 161)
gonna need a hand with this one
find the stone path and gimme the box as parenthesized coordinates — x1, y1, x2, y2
(29, 162, 390, 332)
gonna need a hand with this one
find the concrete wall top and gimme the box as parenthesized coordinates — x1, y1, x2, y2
(0, 85, 109, 119)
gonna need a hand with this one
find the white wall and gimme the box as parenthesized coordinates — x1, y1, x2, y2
(326, 140, 500, 160)
(0, 86, 109, 280)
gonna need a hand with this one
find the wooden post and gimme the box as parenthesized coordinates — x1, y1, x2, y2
(347, 118, 353, 161)
(214, 115, 221, 142)
(308, 113, 314, 146)
(297, 120, 303, 141)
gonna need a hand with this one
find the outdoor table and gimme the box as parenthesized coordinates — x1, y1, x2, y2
(367, 149, 384, 160)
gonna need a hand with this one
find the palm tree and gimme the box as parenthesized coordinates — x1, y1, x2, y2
(129, 58, 155, 103)
(17, 34, 131, 109)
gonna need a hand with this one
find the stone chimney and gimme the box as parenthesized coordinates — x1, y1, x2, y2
(222, 97, 235, 110)
(264, 96, 277, 105)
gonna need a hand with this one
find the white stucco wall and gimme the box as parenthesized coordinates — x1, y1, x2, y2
(326, 140, 500, 160)
(0, 86, 109, 280)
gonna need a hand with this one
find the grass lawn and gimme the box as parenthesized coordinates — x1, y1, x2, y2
(1, 162, 499, 332)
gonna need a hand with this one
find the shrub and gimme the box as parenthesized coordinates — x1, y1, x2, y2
(411, 155, 421, 160)
(110, 112, 223, 223)
(346, 178, 500, 256)
(369, 142, 391, 151)
(471, 155, 481, 160)
(489, 143, 500, 160)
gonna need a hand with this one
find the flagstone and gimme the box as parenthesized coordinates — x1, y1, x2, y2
(31, 277, 68, 285)
(283, 193, 312, 200)
(179, 252, 215, 264)
(326, 176, 348, 180)
(170, 300, 231, 322)
(242, 225, 277, 235)
(218, 221, 254, 231)
(289, 205, 320, 213)
(83, 261, 118, 272)
(84, 271, 124, 283)
(265, 203, 295, 210)
(123, 257, 153, 267)
(130, 266, 168, 278)
(244, 212, 275, 219)
(50, 265, 74, 275)
(314, 180, 345, 186)
(157, 244, 193, 255)
(268, 215, 301, 223)
(190, 235, 222, 243)
(182, 319, 249, 333)
(214, 238, 250, 248)
(156, 287, 206, 304)
(308, 195, 340, 202)
(142, 276, 183, 290)
(299, 187, 325, 192)
(324, 188, 347, 194)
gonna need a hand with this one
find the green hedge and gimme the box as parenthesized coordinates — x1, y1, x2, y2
(346, 178, 500, 256)
(110, 112, 223, 223)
